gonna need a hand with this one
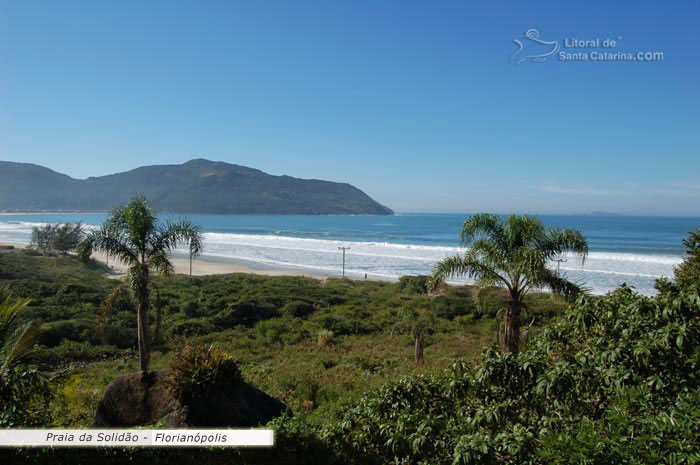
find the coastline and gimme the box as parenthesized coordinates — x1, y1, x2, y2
(93, 250, 341, 280)
(0, 241, 369, 281)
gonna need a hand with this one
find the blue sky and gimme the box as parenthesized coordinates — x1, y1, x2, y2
(1, 1, 698, 215)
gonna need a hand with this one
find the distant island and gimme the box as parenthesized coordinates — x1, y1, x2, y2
(0, 159, 393, 215)
(572, 211, 623, 217)
(590, 211, 622, 216)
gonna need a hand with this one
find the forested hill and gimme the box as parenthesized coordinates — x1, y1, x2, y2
(0, 159, 393, 215)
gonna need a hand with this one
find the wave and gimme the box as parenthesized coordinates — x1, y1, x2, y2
(0, 220, 683, 296)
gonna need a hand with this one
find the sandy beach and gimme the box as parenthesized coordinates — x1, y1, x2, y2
(0, 240, 375, 281)
(92, 250, 333, 280)
(0, 241, 333, 280)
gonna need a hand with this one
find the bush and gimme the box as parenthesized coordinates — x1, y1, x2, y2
(183, 301, 200, 317)
(284, 300, 316, 318)
(671, 229, 700, 290)
(0, 365, 53, 427)
(212, 300, 280, 329)
(30, 340, 126, 366)
(167, 343, 242, 405)
(327, 286, 700, 464)
(256, 318, 302, 345)
(41, 319, 93, 347)
(30, 223, 84, 254)
(315, 314, 369, 336)
(317, 329, 333, 347)
(398, 275, 431, 294)
(167, 318, 216, 337)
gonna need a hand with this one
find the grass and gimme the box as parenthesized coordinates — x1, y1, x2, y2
(0, 249, 570, 427)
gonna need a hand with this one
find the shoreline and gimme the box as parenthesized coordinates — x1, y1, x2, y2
(93, 250, 342, 280)
(0, 240, 383, 282)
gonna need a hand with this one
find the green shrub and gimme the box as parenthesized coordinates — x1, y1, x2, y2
(183, 301, 200, 317)
(328, 286, 700, 464)
(315, 314, 371, 335)
(212, 300, 280, 329)
(317, 329, 333, 347)
(30, 340, 126, 366)
(284, 300, 316, 318)
(41, 319, 92, 347)
(0, 365, 53, 427)
(256, 318, 301, 345)
(167, 318, 216, 337)
(398, 275, 431, 294)
(166, 343, 242, 405)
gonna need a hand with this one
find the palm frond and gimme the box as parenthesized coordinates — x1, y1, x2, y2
(539, 228, 589, 264)
(148, 249, 175, 275)
(156, 218, 204, 256)
(2, 320, 44, 371)
(460, 213, 508, 249)
(81, 227, 139, 265)
(536, 268, 586, 300)
(433, 253, 511, 291)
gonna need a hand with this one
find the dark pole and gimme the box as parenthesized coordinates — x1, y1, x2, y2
(189, 250, 193, 276)
(338, 247, 350, 276)
(554, 258, 567, 274)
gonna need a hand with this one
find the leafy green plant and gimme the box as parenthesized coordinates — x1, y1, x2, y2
(256, 317, 302, 345)
(330, 285, 700, 464)
(166, 343, 242, 405)
(0, 286, 53, 427)
(657, 229, 700, 294)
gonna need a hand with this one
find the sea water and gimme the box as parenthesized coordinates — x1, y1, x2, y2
(1, 213, 697, 296)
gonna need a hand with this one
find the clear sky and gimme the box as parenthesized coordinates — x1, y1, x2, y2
(1, 1, 698, 215)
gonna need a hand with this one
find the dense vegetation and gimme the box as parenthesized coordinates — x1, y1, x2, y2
(0, 249, 564, 428)
(0, 159, 393, 215)
(1, 229, 699, 464)
(30, 223, 85, 254)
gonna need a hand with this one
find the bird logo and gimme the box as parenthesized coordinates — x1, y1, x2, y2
(511, 29, 559, 64)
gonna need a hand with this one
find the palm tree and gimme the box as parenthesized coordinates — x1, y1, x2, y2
(78, 196, 203, 373)
(391, 307, 436, 363)
(0, 286, 43, 373)
(432, 213, 588, 352)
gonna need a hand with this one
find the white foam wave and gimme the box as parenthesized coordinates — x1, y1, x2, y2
(0, 221, 682, 296)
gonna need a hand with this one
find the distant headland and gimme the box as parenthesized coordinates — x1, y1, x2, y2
(0, 159, 393, 215)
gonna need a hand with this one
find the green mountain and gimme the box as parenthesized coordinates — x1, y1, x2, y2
(0, 159, 393, 215)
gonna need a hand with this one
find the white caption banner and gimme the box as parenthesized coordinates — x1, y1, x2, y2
(0, 429, 274, 447)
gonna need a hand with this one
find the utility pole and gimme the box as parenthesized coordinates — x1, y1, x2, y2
(554, 257, 567, 274)
(338, 247, 350, 277)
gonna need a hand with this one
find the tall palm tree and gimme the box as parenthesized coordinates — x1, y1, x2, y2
(78, 196, 203, 373)
(432, 213, 588, 352)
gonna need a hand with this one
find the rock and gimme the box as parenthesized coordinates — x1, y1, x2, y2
(93, 371, 182, 427)
(186, 382, 288, 427)
(93, 370, 287, 427)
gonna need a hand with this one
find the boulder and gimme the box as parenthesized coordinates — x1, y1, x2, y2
(93, 370, 287, 427)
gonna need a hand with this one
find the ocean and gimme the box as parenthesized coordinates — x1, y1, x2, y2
(1, 213, 697, 296)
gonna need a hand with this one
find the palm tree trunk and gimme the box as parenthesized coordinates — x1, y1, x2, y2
(504, 296, 522, 353)
(415, 327, 424, 363)
(133, 264, 151, 373)
(154, 286, 162, 345)
(137, 297, 150, 373)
